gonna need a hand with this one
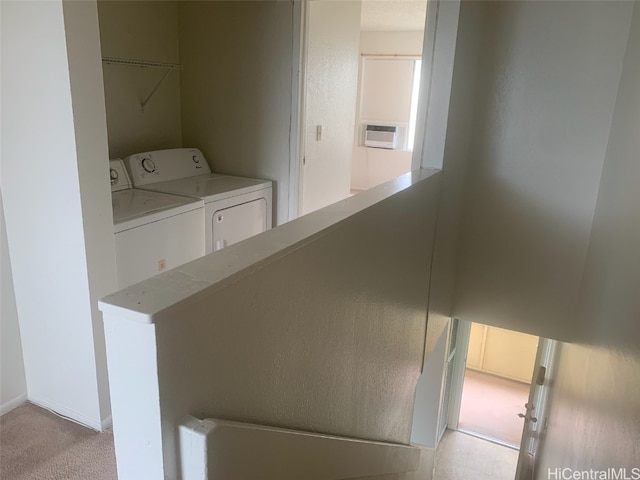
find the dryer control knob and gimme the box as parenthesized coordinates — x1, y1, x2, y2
(192, 155, 200, 164)
(110, 168, 118, 185)
(141, 157, 156, 173)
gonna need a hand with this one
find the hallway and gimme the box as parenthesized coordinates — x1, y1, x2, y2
(434, 430, 518, 480)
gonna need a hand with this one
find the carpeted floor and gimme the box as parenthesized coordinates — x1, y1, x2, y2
(459, 369, 530, 446)
(0, 403, 117, 480)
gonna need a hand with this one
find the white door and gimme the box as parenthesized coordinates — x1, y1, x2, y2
(212, 199, 268, 252)
(300, 0, 361, 215)
(515, 338, 558, 480)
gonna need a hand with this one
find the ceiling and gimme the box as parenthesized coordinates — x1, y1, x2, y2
(360, 0, 428, 32)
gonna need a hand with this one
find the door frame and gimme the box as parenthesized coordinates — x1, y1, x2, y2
(446, 318, 471, 431)
(288, 0, 307, 222)
(288, 0, 463, 221)
(446, 320, 559, 462)
(515, 338, 558, 480)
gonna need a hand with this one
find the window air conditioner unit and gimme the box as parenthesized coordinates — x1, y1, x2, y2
(364, 124, 398, 149)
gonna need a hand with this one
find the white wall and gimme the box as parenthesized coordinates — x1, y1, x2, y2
(535, 3, 640, 473)
(1, 0, 117, 429)
(179, 1, 294, 225)
(97, 1, 183, 159)
(466, 324, 537, 383)
(0, 196, 27, 414)
(411, 325, 448, 448)
(420, 0, 481, 363)
(359, 31, 424, 56)
(409, 4, 486, 451)
(62, 0, 120, 425)
(452, 1, 633, 341)
(301, 0, 361, 214)
(101, 170, 442, 479)
(351, 148, 415, 192)
(351, 31, 423, 191)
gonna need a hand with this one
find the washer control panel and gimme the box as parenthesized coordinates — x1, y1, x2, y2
(109, 159, 132, 192)
(125, 148, 212, 187)
(141, 157, 156, 173)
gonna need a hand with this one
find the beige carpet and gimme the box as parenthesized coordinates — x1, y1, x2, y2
(459, 369, 530, 446)
(0, 403, 117, 480)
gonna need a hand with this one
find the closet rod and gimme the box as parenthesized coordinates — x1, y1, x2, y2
(101, 57, 183, 70)
(360, 53, 421, 58)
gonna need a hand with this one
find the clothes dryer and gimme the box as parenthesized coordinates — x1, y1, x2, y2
(124, 149, 272, 255)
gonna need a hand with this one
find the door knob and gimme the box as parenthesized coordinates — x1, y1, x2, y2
(518, 412, 538, 423)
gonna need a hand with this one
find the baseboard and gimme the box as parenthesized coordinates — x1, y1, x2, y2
(179, 416, 422, 480)
(28, 394, 104, 431)
(101, 414, 113, 431)
(0, 392, 28, 415)
(411, 445, 435, 480)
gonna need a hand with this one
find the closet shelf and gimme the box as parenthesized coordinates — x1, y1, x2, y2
(101, 57, 183, 70)
(101, 57, 183, 112)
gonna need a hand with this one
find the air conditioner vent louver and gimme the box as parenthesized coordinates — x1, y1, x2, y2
(364, 125, 398, 149)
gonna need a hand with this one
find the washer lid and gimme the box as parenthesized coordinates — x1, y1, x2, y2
(112, 189, 203, 233)
(139, 174, 272, 203)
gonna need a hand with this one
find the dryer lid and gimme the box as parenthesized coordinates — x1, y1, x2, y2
(139, 174, 272, 202)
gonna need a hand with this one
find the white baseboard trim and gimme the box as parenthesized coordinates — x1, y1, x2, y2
(411, 445, 435, 480)
(101, 415, 113, 431)
(28, 394, 104, 431)
(179, 416, 422, 480)
(0, 392, 28, 415)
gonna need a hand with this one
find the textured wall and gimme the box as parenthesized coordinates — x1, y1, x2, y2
(97, 1, 183, 159)
(101, 170, 441, 479)
(1, 0, 116, 428)
(535, 3, 640, 474)
(302, 0, 361, 214)
(421, 0, 484, 359)
(359, 31, 424, 56)
(453, 1, 633, 341)
(411, 326, 448, 447)
(179, 1, 293, 225)
(409, 2, 486, 450)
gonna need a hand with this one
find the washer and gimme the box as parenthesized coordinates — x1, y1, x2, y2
(124, 148, 272, 255)
(110, 159, 205, 289)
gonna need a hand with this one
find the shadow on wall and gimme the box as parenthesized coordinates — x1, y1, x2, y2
(454, 175, 590, 343)
(453, 0, 632, 344)
(533, 2, 640, 475)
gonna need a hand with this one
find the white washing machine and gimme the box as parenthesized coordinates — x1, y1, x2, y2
(124, 148, 273, 254)
(110, 159, 205, 289)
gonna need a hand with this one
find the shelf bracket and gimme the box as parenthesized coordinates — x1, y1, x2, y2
(140, 68, 173, 112)
(101, 57, 183, 112)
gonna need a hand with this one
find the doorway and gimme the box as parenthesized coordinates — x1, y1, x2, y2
(443, 320, 558, 480)
(458, 323, 538, 447)
(297, 0, 428, 216)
